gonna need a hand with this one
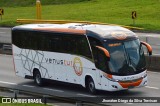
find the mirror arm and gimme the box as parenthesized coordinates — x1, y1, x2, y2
(96, 46, 110, 60)
(141, 41, 152, 55)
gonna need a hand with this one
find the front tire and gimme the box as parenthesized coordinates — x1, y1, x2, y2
(87, 78, 96, 94)
(34, 71, 43, 86)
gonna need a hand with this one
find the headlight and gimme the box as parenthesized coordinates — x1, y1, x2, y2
(142, 73, 147, 78)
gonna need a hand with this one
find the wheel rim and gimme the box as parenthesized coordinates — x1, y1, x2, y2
(36, 74, 41, 84)
(89, 81, 94, 92)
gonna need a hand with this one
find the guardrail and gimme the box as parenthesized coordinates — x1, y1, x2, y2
(0, 86, 107, 106)
(0, 43, 12, 55)
(146, 55, 160, 71)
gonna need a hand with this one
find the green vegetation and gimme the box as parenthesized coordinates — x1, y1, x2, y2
(0, 0, 160, 31)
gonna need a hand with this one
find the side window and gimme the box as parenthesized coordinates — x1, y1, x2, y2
(12, 30, 20, 47)
(88, 37, 110, 72)
(62, 35, 76, 54)
(76, 36, 92, 59)
(49, 36, 61, 52)
(96, 49, 109, 72)
(13, 30, 33, 49)
(88, 37, 103, 61)
(60, 34, 92, 59)
(28, 31, 35, 50)
(35, 32, 62, 52)
(37, 32, 49, 51)
(88, 37, 102, 47)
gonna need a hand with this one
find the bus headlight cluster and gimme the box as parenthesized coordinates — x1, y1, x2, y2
(112, 85, 118, 89)
(142, 73, 147, 78)
(107, 77, 119, 82)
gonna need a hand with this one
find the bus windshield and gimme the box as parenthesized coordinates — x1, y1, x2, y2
(105, 39, 146, 76)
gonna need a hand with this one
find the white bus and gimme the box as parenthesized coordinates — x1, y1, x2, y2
(12, 23, 152, 94)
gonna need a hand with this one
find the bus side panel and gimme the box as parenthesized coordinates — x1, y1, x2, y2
(42, 62, 54, 79)
(66, 65, 79, 84)
(82, 68, 100, 89)
(99, 70, 109, 90)
(14, 59, 26, 77)
(12, 45, 30, 78)
(54, 64, 67, 82)
(13, 45, 101, 89)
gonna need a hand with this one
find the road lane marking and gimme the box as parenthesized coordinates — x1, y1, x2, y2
(77, 93, 97, 97)
(22, 85, 35, 88)
(0, 81, 17, 85)
(43, 88, 64, 92)
(145, 86, 159, 89)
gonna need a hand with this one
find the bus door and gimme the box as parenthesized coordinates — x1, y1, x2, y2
(95, 46, 110, 90)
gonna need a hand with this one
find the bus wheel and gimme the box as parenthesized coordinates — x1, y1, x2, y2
(34, 71, 43, 86)
(87, 78, 96, 94)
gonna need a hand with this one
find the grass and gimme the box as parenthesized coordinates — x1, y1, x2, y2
(0, 0, 160, 31)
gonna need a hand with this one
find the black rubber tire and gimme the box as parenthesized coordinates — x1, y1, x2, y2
(87, 78, 96, 94)
(34, 71, 43, 86)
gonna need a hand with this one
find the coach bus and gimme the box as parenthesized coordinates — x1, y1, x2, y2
(12, 23, 152, 94)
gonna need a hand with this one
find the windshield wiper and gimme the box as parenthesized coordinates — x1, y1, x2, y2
(123, 44, 136, 72)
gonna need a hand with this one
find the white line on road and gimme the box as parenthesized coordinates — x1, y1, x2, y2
(43, 88, 64, 92)
(0, 81, 17, 85)
(22, 85, 35, 88)
(77, 93, 97, 97)
(145, 86, 159, 90)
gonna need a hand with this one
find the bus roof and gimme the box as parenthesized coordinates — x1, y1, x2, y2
(12, 23, 138, 41)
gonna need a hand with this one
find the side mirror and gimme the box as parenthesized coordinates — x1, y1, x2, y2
(96, 46, 110, 61)
(141, 41, 152, 55)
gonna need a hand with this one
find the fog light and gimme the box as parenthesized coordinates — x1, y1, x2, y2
(112, 85, 118, 89)
(143, 81, 147, 85)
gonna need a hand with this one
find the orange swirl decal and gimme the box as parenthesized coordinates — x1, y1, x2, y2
(111, 32, 127, 40)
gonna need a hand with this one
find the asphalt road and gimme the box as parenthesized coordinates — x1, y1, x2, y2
(0, 27, 11, 43)
(0, 54, 160, 106)
(0, 27, 160, 54)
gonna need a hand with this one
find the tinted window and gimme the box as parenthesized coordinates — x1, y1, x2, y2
(12, 30, 92, 59)
(96, 49, 110, 72)
(61, 35, 92, 59)
(88, 37, 103, 60)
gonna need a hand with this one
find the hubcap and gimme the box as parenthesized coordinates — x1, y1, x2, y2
(36, 74, 41, 84)
(89, 81, 94, 92)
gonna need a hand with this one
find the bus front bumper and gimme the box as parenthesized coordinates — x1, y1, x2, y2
(107, 71, 148, 91)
